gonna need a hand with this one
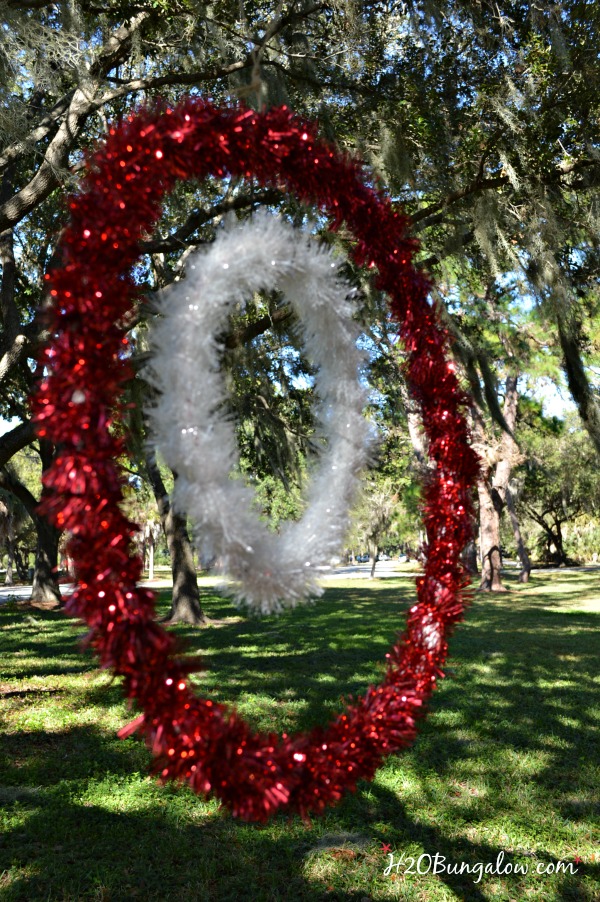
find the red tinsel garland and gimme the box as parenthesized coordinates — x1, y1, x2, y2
(32, 99, 479, 822)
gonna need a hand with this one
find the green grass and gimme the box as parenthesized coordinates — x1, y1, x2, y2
(0, 571, 599, 901)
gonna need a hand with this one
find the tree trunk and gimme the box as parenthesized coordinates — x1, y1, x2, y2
(31, 515, 62, 606)
(5, 548, 14, 585)
(14, 546, 28, 581)
(549, 519, 570, 565)
(369, 544, 378, 579)
(471, 403, 507, 592)
(163, 505, 208, 624)
(5, 542, 15, 586)
(4, 507, 15, 586)
(477, 476, 506, 591)
(148, 534, 155, 581)
(490, 375, 531, 582)
(29, 442, 62, 605)
(145, 451, 207, 626)
(398, 380, 431, 476)
(462, 538, 479, 575)
(505, 486, 531, 582)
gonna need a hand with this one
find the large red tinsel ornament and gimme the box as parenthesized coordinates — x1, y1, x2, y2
(32, 99, 479, 822)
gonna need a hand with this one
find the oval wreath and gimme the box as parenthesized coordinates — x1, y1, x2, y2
(33, 98, 479, 822)
(144, 211, 372, 615)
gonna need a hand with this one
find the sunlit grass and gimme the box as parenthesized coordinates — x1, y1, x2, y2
(0, 571, 599, 900)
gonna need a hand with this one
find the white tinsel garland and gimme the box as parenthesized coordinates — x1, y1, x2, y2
(144, 213, 372, 614)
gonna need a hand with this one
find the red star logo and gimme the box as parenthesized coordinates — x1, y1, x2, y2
(574, 856, 582, 864)
(381, 843, 392, 853)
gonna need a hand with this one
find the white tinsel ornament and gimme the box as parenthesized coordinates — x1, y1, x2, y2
(144, 213, 372, 614)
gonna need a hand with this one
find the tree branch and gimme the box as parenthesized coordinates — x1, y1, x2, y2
(0, 166, 31, 385)
(556, 311, 600, 458)
(411, 156, 600, 232)
(98, 58, 253, 105)
(0, 333, 29, 386)
(410, 176, 509, 227)
(417, 230, 475, 270)
(0, 11, 151, 233)
(139, 188, 283, 255)
(261, 57, 377, 99)
(0, 92, 76, 176)
(0, 421, 36, 470)
(5, 0, 56, 8)
(223, 305, 293, 350)
(0, 467, 38, 517)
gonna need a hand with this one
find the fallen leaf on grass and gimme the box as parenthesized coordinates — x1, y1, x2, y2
(331, 849, 357, 860)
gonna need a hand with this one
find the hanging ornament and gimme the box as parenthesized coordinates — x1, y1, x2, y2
(144, 212, 372, 614)
(32, 99, 479, 822)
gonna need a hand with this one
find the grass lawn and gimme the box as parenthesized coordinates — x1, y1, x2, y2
(0, 570, 599, 901)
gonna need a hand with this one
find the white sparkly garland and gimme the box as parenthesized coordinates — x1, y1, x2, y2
(144, 213, 372, 614)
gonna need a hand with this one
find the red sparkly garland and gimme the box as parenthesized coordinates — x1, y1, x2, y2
(32, 99, 479, 822)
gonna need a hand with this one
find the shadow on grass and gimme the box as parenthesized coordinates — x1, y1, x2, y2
(166, 583, 417, 730)
(0, 609, 93, 680)
(2, 578, 599, 784)
(0, 730, 597, 902)
(342, 780, 599, 902)
(1, 576, 599, 899)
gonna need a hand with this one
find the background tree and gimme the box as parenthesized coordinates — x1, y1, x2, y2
(0, 445, 61, 603)
(515, 409, 600, 565)
(0, 488, 32, 584)
(1, 1, 599, 610)
(348, 478, 396, 578)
